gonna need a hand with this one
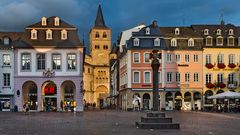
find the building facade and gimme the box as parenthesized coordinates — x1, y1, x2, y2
(83, 5, 112, 108)
(8, 16, 84, 112)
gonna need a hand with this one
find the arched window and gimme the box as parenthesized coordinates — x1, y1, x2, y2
(41, 17, 47, 26)
(146, 27, 150, 35)
(31, 29, 37, 40)
(3, 37, 10, 45)
(171, 38, 177, 47)
(54, 17, 60, 26)
(188, 38, 194, 47)
(228, 36, 234, 46)
(229, 29, 234, 35)
(95, 32, 100, 38)
(61, 29, 67, 40)
(134, 38, 139, 46)
(216, 29, 221, 35)
(46, 29, 52, 40)
(216, 36, 223, 46)
(103, 32, 107, 38)
(204, 29, 209, 35)
(175, 28, 180, 35)
(205, 36, 212, 46)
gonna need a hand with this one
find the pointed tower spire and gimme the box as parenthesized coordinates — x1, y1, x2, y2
(95, 4, 107, 28)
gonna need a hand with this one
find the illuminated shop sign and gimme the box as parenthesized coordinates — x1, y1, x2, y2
(44, 82, 56, 95)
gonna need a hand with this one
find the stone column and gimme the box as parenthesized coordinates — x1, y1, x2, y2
(57, 85, 61, 111)
(76, 80, 83, 112)
(172, 92, 176, 110)
(38, 83, 42, 111)
(191, 92, 194, 110)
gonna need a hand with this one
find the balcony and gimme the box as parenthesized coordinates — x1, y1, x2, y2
(227, 81, 238, 89)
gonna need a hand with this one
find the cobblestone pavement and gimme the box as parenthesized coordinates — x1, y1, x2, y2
(0, 110, 240, 135)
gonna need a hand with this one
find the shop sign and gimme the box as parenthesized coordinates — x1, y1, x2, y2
(45, 84, 56, 95)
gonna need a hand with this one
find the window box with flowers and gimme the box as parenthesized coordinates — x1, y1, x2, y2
(217, 63, 226, 69)
(228, 63, 236, 69)
(217, 82, 226, 88)
(205, 63, 214, 69)
(206, 83, 215, 89)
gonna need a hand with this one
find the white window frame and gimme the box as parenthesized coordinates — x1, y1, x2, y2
(61, 29, 67, 40)
(194, 73, 199, 82)
(175, 28, 180, 35)
(229, 29, 234, 35)
(3, 54, 10, 66)
(133, 71, 140, 83)
(206, 36, 212, 46)
(154, 38, 160, 46)
(176, 72, 180, 82)
(3, 73, 10, 87)
(204, 29, 209, 35)
(144, 52, 150, 63)
(185, 73, 190, 82)
(206, 73, 212, 84)
(133, 38, 139, 46)
(227, 36, 234, 46)
(206, 54, 212, 64)
(41, 17, 47, 26)
(167, 72, 172, 83)
(188, 38, 194, 47)
(3, 37, 9, 45)
(217, 54, 224, 64)
(144, 71, 151, 83)
(216, 36, 223, 46)
(54, 17, 60, 26)
(216, 29, 221, 35)
(166, 53, 172, 63)
(185, 54, 190, 63)
(175, 54, 181, 63)
(217, 73, 224, 83)
(31, 29, 37, 40)
(46, 29, 53, 40)
(194, 54, 199, 63)
(146, 27, 150, 35)
(171, 38, 177, 47)
(133, 52, 140, 63)
(228, 54, 235, 64)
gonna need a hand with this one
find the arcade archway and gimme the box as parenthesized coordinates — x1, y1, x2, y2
(96, 85, 108, 109)
(61, 81, 76, 111)
(42, 81, 57, 111)
(22, 81, 38, 110)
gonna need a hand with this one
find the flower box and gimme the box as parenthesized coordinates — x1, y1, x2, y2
(206, 83, 215, 89)
(217, 83, 226, 88)
(217, 63, 226, 69)
(205, 63, 214, 69)
(228, 63, 236, 68)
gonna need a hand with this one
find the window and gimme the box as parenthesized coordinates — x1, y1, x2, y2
(95, 45, 100, 49)
(206, 36, 212, 46)
(133, 52, 140, 63)
(217, 29, 221, 35)
(61, 29, 67, 40)
(229, 29, 234, 35)
(217, 73, 223, 83)
(144, 71, 151, 83)
(204, 29, 209, 35)
(103, 45, 108, 50)
(167, 53, 172, 62)
(185, 54, 190, 63)
(185, 73, 190, 82)
(54, 17, 60, 26)
(67, 54, 76, 70)
(228, 73, 235, 83)
(206, 54, 212, 64)
(31, 29, 37, 40)
(194, 54, 198, 63)
(228, 54, 235, 64)
(52, 54, 61, 70)
(167, 72, 172, 82)
(154, 38, 160, 46)
(3, 37, 9, 45)
(175, 54, 180, 62)
(37, 53, 45, 70)
(216, 36, 223, 46)
(158, 72, 162, 83)
(188, 38, 194, 47)
(206, 74, 212, 83)
(144, 53, 150, 63)
(95, 32, 100, 38)
(103, 32, 107, 38)
(88, 68, 90, 73)
(41, 17, 47, 26)
(176, 72, 180, 82)
(171, 38, 177, 47)
(3, 54, 10, 66)
(194, 73, 199, 82)
(3, 73, 10, 86)
(134, 38, 139, 46)
(228, 36, 234, 46)
(133, 71, 140, 83)
(21, 53, 31, 71)
(175, 28, 180, 35)
(146, 27, 150, 35)
(217, 54, 224, 64)
(46, 29, 52, 40)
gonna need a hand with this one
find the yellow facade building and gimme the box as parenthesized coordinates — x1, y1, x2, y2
(83, 5, 111, 108)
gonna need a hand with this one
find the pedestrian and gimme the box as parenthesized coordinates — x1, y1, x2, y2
(25, 102, 29, 114)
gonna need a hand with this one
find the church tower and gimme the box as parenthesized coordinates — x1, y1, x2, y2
(84, 4, 111, 108)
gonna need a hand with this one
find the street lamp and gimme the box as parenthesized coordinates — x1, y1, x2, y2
(150, 50, 161, 111)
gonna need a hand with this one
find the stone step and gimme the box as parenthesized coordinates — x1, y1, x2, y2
(146, 112, 165, 118)
(141, 117, 172, 123)
(136, 122, 180, 130)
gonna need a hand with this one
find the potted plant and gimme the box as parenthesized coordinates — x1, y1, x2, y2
(205, 63, 214, 69)
(228, 63, 236, 68)
(206, 83, 215, 89)
(217, 63, 226, 69)
(217, 82, 226, 88)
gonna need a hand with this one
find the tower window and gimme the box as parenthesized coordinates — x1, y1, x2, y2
(95, 32, 100, 38)
(103, 32, 107, 38)
(95, 45, 100, 49)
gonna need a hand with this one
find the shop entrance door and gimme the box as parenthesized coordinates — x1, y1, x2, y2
(44, 97, 57, 112)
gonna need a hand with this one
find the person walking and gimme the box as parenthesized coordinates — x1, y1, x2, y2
(25, 102, 29, 114)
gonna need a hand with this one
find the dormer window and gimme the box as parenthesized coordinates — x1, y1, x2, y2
(154, 38, 160, 46)
(46, 29, 52, 40)
(146, 27, 150, 35)
(31, 29, 37, 40)
(228, 36, 234, 46)
(229, 29, 234, 35)
(188, 38, 194, 47)
(206, 36, 212, 46)
(41, 17, 47, 26)
(134, 38, 139, 46)
(171, 38, 177, 47)
(216, 36, 223, 46)
(175, 28, 180, 35)
(95, 32, 100, 38)
(61, 29, 67, 40)
(103, 32, 107, 38)
(3, 37, 10, 45)
(54, 17, 60, 26)
(216, 29, 221, 35)
(204, 29, 209, 35)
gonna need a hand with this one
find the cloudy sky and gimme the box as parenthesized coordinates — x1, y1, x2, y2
(1, 0, 240, 50)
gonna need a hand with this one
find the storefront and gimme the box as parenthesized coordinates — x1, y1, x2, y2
(0, 96, 13, 111)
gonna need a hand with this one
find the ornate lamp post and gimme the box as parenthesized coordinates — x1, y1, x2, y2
(150, 50, 161, 111)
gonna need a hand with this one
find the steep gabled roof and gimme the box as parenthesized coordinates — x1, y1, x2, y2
(94, 5, 107, 28)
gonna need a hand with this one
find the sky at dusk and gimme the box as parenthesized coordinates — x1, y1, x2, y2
(1, 0, 240, 49)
